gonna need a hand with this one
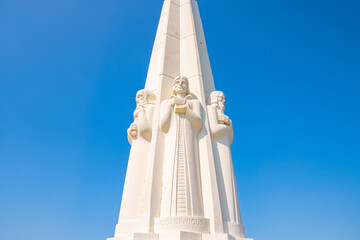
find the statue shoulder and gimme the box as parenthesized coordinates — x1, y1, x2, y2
(186, 94, 201, 104)
(185, 93, 195, 100)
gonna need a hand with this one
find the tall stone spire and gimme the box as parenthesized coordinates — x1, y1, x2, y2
(108, 0, 253, 240)
(145, 0, 215, 102)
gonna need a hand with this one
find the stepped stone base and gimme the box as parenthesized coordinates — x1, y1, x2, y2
(108, 232, 253, 240)
(159, 231, 201, 240)
(202, 233, 253, 240)
(107, 233, 158, 240)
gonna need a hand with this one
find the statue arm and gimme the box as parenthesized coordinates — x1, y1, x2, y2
(127, 128, 134, 145)
(127, 119, 138, 145)
(207, 105, 232, 140)
(160, 101, 172, 133)
(137, 107, 153, 141)
(229, 121, 234, 145)
(186, 100, 202, 132)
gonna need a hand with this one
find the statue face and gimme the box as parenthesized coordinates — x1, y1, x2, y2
(136, 90, 147, 105)
(173, 77, 189, 94)
(217, 92, 225, 111)
(217, 93, 225, 104)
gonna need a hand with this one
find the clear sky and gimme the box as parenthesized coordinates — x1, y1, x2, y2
(0, 0, 359, 239)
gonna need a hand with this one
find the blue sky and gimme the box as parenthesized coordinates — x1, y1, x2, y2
(0, 0, 359, 239)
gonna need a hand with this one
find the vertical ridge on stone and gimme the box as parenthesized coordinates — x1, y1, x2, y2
(176, 116, 186, 216)
(108, 1, 253, 240)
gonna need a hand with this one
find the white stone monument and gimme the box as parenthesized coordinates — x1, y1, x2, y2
(108, 0, 253, 239)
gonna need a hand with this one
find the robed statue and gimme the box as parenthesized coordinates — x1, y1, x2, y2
(117, 89, 156, 235)
(207, 91, 245, 237)
(160, 76, 204, 217)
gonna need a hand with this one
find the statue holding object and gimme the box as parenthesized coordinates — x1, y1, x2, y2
(207, 91, 245, 238)
(159, 76, 204, 218)
(116, 90, 156, 236)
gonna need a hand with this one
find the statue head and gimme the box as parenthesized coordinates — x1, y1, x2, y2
(136, 89, 156, 106)
(208, 91, 225, 112)
(173, 76, 189, 95)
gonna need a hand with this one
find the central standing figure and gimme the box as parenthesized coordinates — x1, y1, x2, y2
(160, 76, 204, 218)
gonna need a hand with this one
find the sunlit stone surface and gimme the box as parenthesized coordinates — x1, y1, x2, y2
(108, 0, 253, 239)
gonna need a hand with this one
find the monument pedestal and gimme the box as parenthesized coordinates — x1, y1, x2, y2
(154, 217, 210, 235)
(159, 231, 202, 240)
(108, 233, 253, 240)
(107, 233, 158, 240)
(202, 234, 253, 240)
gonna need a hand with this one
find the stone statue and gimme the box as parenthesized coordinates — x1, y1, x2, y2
(127, 89, 156, 144)
(159, 76, 203, 217)
(117, 89, 156, 235)
(207, 91, 245, 238)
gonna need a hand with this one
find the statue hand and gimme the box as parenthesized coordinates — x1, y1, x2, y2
(128, 123, 138, 138)
(174, 102, 189, 114)
(170, 97, 176, 107)
(170, 96, 186, 107)
(218, 114, 231, 125)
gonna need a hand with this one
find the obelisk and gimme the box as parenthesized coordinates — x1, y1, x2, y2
(108, 0, 253, 239)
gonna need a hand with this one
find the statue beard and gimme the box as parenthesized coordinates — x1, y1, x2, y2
(174, 89, 188, 95)
(219, 103, 225, 113)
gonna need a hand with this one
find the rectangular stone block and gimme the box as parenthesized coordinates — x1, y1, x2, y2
(108, 233, 159, 240)
(155, 217, 210, 234)
(159, 231, 202, 240)
(202, 233, 236, 240)
(202, 234, 254, 240)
